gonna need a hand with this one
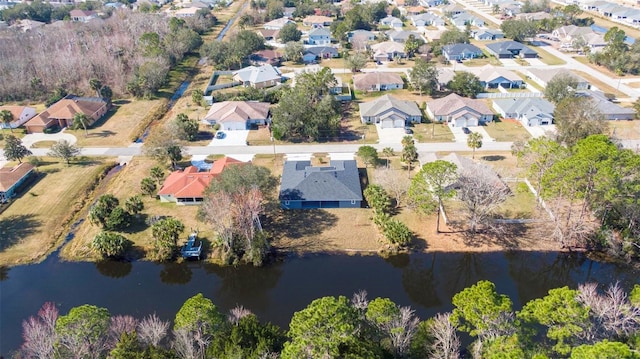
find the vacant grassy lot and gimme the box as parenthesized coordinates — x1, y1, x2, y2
(531, 46, 566, 65)
(498, 182, 539, 219)
(0, 159, 113, 266)
(610, 120, 640, 140)
(61, 158, 216, 261)
(484, 120, 531, 142)
(413, 122, 455, 143)
(572, 56, 622, 79)
(574, 70, 626, 98)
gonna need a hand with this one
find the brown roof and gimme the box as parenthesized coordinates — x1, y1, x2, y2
(0, 106, 25, 120)
(407, 6, 426, 13)
(27, 96, 108, 127)
(204, 101, 270, 123)
(303, 15, 334, 24)
(0, 163, 35, 192)
(427, 93, 492, 116)
(70, 9, 96, 17)
(353, 72, 404, 90)
(257, 29, 280, 38)
(253, 49, 282, 61)
(158, 157, 243, 198)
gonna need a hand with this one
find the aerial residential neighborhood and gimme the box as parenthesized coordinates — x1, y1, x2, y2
(3, 0, 640, 355)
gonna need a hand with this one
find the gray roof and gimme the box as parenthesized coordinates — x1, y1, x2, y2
(486, 41, 537, 56)
(577, 90, 636, 117)
(386, 30, 423, 42)
(279, 160, 363, 201)
(233, 65, 281, 84)
(305, 46, 339, 56)
(442, 43, 483, 56)
(493, 97, 554, 117)
(359, 94, 422, 117)
(309, 27, 331, 37)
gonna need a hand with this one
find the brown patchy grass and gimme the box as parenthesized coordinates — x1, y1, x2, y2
(29, 140, 59, 148)
(572, 56, 622, 79)
(610, 120, 640, 140)
(531, 46, 566, 65)
(413, 122, 455, 143)
(0, 130, 26, 147)
(0, 159, 112, 266)
(484, 120, 531, 142)
(574, 70, 626, 98)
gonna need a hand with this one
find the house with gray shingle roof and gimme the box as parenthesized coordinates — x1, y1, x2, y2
(526, 68, 590, 90)
(492, 98, 555, 126)
(279, 160, 363, 209)
(442, 43, 483, 61)
(451, 13, 484, 28)
(486, 41, 538, 58)
(426, 93, 493, 127)
(307, 27, 331, 45)
(576, 90, 636, 120)
(359, 94, 422, 128)
(465, 65, 523, 89)
(386, 30, 424, 43)
(232, 65, 282, 89)
(474, 29, 504, 41)
(410, 12, 445, 26)
(380, 15, 404, 29)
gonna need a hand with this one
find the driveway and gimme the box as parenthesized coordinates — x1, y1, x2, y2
(449, 125, 468, 142)
(474, 126, 495, 142)
(449, 124, 494, 142)
(208, 130, 249, 146)
(21, 130, 78, 149)
(499, 59, 519, 66)
(376, 124, 407, 144)
(524, 125, 556, 138)
(526, 58, 546, 66)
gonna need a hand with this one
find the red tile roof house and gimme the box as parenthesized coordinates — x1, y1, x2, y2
(0, 163, 35, 203)
(24, 95, 111, 133)
(0, 105, 37, 130)
(158, 157, 244, 205)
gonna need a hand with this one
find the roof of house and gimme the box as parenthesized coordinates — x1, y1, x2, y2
(371, 41, 405, 53)
(516, 11, 551, 20)
(527, 68, 588, 85)
(359, 94, 421, 117)
(381, 15, 403, 24)
(555, 25, 594, 38)
(485, 41, 537, 56)
(353, 72, 404, 90)
(69, 9, 96, 17)
(233, 65, 281, 84)
(204, 101, 270, 123)
(436, 67, 456, 84)
(279, 160, 363, 201)
(251, 49, 282, 61)
(256, 28, 280, 38)
(465, 65, 521, 83)
(308, 27, 331, 37)
(442, 43, 483, 56)
(158, 157, 243, 198)
(475, 29, 503, 37)
(304, 46, 339, 56)
(386, 30, 422, 42)
(27, 95, 107, 127)
(263, 17, 294, 28)
(427, 93, 492, 116)
(577, 90, 636, 117)
(493, 97, 555, 117)
(0, 106, 34, 121)
(0, 163, 34, 192)
(411, 12, 443, 22)
(303, 15, 334, 24)
(407, 5, 426, 13)
(175, 7, 200, 15)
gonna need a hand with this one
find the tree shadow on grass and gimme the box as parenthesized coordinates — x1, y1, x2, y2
(481, 155, 506, 161)
(451, 221, 529, 249)
(0, 214, 42, 252)
(263, 203, 338, 241)
(90, 130, 116, 138)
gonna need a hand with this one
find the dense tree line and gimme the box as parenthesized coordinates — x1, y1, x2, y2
(589, 27, 640, 75)
(18, 281, 640, 358)
(0, 0, 74, 23)
(201, 29, 265, 70)
(0, 11, 214, 101)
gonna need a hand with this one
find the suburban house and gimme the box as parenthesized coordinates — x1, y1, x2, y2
(202, 101, 270, 130)
(307, 27, 331, 45)
(24, 95, 110, 133)
(410, 12, 445, 27)
(380, 15, 404, 29)
(302, 15, 333, 27)
(451, 13, 484, 28)
(577, 90, 636, 120)
(474, 29, 504, 40)
(158, 157, 244, 205)
(371, 41, 406, 61)
(353, 72, 404, 92)
(552, 25, 594, 43)
(405, 6, 426, 15)
(516, 11, 551, 21)
(492, 98, 555, 126)
(330, 77, 352, 102)
(485, 41, 538, 58)
(279, 160, 362, 209)
(435, 67, 456, 90)
(69, 9, 98, 22)
(426, 93, 494, 127)
(442, 43, 483, 61)
(420, 0, 444, 6)
(386, 30, 424, 43)
(175, 7, 200, 17)
(359, 94, 422, 128)
(0, 163, 35, 204)
(249, 49, 282, 66)
(424, 29, 446, 42)
(256, 29, 280, 41)
(465, 65, 523, 89)
(302, 46, 339, 63)
(0, 105, 37, 129)
(526, 68, 590, 90)
(263, 17, 295, 30)
(443, 4, 465, 16)
(348, 30, 376, 47)
(232, 65, 282, 89)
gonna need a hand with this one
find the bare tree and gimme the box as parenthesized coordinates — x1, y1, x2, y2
(577, 282, 640, 341)
(201, 192, 235, 257)
(351, 290, 369, 311)
(428, 313, 461, 359)
(386, 306, 420, 357)
(138, 314, 169, 348)
(457, 167, 510, 234)
(374, 167, 411, 208)
(21, 302, 58, 359)
(109, 315, 139, 346)
(228, 306, 253, 325)
(172, 327, 210, 359)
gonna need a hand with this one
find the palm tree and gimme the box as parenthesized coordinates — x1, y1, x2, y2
(382, 147, 394, 168)
(73, 113, 90, 137)
(467, 132, 483, 159)
(0, 109, 14, 133)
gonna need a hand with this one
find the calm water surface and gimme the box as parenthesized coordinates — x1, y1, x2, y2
(2, 251, 639, 355)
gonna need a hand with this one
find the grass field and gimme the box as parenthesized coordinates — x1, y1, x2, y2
(574, 70, 627, 98)
(610, 120, 640, 140)
(413, 122, 455, 143)
(532, 46, 566, 66)
(484, 120, 531, 142)
(0, 159, 113, 266)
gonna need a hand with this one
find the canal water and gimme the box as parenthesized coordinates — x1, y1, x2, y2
(1, 251, 639, 355)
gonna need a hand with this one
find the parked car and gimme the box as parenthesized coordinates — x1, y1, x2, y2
(216, 131, 225, 139)
(462, 127, 471, 134)
(404, 126, 413, 134)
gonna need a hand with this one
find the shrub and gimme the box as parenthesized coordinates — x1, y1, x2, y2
(92, 232, 132, 258)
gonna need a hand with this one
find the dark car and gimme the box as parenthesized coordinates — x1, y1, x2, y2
(404, 126, 413, 134)
(216, 131, 225, 139)
(462, 127, 471, 134)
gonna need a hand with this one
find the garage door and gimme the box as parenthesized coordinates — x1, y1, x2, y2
(393, 119, 404, 128)
(381, 119, 394, 128)
(225, 122, 247, 131)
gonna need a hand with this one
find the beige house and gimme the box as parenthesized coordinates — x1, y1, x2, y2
(426, 93, 493, 127)
(203, 101, 270, 130)
(232, 65, 282, 89)
(353, 72, 404, 92)
(25, 95, 110, 133)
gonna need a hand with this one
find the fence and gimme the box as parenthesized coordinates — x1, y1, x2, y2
(203, 70, 241, 104)
(476, 92, 543, 99)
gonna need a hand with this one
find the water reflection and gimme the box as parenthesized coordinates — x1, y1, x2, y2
(160, 262, 193, 284)
(95, 260, 132, 279)
(0, 265, 8, 281)
(401, 253, 441, 308)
